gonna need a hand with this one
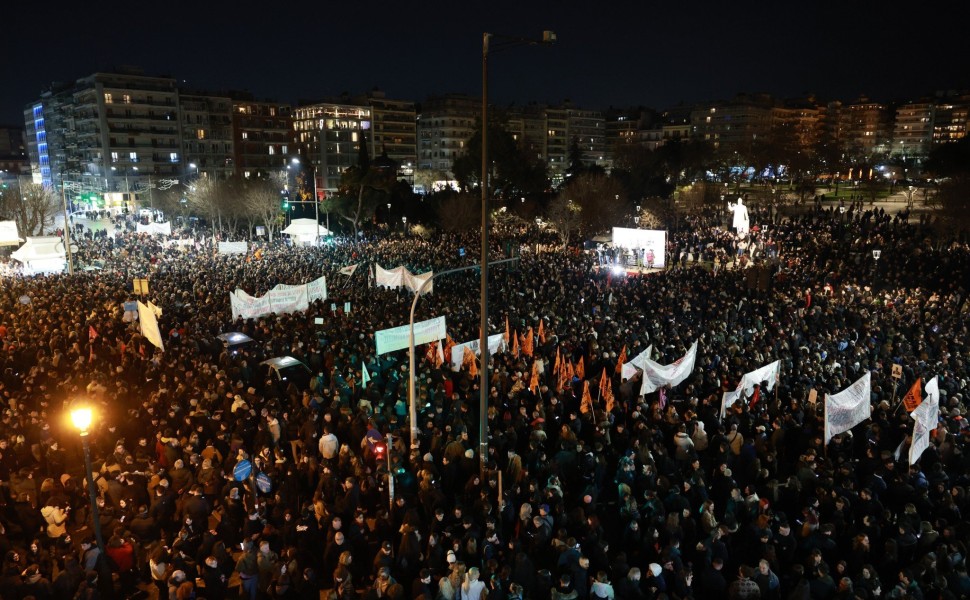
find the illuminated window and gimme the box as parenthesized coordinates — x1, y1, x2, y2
(105, 93, 113, 104)
(130, 152, 138, 161)
(197, 129, 206, 140)
(170, 153, 178, 163)
(268, 146, 275, 155)
(123, 94, 131, 104)
(241, 132, 248, 140)
(111, 152, 119, 163)
(282, 145, 288, 154)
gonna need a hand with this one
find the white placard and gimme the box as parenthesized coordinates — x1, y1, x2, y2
(375, 316, 447, 356)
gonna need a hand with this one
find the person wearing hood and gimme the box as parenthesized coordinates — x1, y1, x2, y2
(40, 501, 69, 541)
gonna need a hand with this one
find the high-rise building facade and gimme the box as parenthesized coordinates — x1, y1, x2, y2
(416, 94, 478, 175)
(180, 92, 234, 180)
(230, 95, 294, 180)
(293, 101, 373, 193)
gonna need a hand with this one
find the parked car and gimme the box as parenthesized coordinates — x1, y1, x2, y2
(259, 356, 312, 390)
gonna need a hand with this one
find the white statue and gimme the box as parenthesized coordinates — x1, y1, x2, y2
(728, 197, 750, 236)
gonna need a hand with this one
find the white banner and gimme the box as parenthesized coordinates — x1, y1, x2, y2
(909, 417, 931, 464)
(268, 284, 309, 314)
(375, 264, 434, 293)
(375, 316, 447, 356)
(137, 301, 165, 352)
(136, 222, 172, 236)
(721, 360, 781, 417)
(339, 263, 360, 276)
(450, 334, 507, 371)
(307, 277, 328, 304)
(640, 341, 698, 395)
(912, 376, 940, 430)
(621, 345, 653, 381)
(824, 371, 871, 445)
(229, 276, 327, 320)
(218, 241, 248, 254)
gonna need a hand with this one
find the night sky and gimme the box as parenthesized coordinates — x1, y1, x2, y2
(3, 1, 967, 126)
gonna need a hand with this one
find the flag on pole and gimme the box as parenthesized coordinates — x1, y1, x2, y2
(575, 356, 585, 380)
(529, 361, 540, 394)
(339, 263, 360, 276)
(580, 380, 593, 414)
(909, 418, 931, 464)
(443, 335, 456, 359)
(615, 345, 627, 375)
(361, 360, 370, 389)
(521, 328, 534, 357)
(553, 348, 562, 376)
(902, 378, 922, 412)
(511, 332, 519, 357)
(425, 342, 438, 365)
(89, 325, 99, 341)
(436, 341, 445, 368)
(504, 316, 510, 344)
(598, 367, 609, 399)
(463, 347, 478, 378)
(537, 320, 546, 344)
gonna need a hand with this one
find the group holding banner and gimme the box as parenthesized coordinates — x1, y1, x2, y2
(229, 276, 328, 320)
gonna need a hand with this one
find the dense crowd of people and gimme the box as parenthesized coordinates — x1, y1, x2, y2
(0, 200, 968, 600)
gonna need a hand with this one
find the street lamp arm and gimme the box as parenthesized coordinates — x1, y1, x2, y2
(408, 257, 520, 447)
(485, 31, 557, 54)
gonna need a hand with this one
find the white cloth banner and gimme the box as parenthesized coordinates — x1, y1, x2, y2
(639, 341, 698, 395)
(136, 222, 172, 236)
(375, 264, 434, 293)
(824, 371, 871, 445)
(229, 276, 327, 320)
(137, 301, 165, 352)
(406, 270, 434, 295)
(218, 241, 248, 254)
(621, 345, 653, 381)
(375, 316, 447, 356)
(339, 263, 360, 276)
(912, 376, 940, 429)
(721, 360, 782, 417)
(307, 277, 328, 304)
(909, 418, 931, 464)
(450, 334, 507, 371)
(268, 284, 310, 315)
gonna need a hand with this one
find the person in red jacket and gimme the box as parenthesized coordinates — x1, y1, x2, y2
(105, 534, 136, 590)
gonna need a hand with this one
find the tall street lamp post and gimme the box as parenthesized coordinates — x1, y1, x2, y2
(70, 406, 105, 553)
(481, 30, 556, 478)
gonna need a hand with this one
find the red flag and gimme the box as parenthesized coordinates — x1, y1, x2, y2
(425, 341, 437, 365)
(615, 345, 627, 375)
(580, 381, 593, 414)
(902, 378, 922, 412)
(89, 326, 99, 341)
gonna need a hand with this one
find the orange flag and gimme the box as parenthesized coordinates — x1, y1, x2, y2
(902, 378, 922, 412)
(425, 341, 438, 365)
(511, 331, 519, 357)
(463, 347, 478, 378)
(529, 361, 540, 394)
(580, 380, 593, 414)
(521, 327, 534, 357)
(615, 345, 627, 375)
(598, 367, 609, 399)
(537, 320, 546, 344)
(575, 356, 585, 380)
(443, 335, 456, 358)
(504, 316, 510, 344)
(553, 347, 562, 376)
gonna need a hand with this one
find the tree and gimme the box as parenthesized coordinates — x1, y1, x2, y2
(559, 172, 627, 235)
(242, 174, 286, 242)
(433, 192, 481, 232)
(545, 195, 582, 246)
(927, 176, 970, 237)
(330, 137, 395, 238)
(0, 179, 60, 236)
(452, 124, 549, 199)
